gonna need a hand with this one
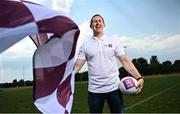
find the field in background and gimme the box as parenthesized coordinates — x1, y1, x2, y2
(0, 74, 180, 113)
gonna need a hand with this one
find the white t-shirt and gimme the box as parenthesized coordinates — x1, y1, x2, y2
(78, 35, 125, 93)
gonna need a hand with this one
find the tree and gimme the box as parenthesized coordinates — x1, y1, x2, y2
(18, 79, 25, 87)
(149, 56, 161, 74)
(75, 73, 81, 81)
(81, 71, 88, 81)
(133, 57, 149, 75)
(173, 60, 180, 72)
(119, 67, 128, 78)
(150, 55, 160, 64)
(12, 79, 18, 87)
(25, 80, 33, 86)
(161, 60, 172, 74)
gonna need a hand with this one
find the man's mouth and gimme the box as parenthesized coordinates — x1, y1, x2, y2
(96, 25, 101, 29)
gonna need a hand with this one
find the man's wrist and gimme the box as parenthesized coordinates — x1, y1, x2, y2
(137, 76, 144, 81)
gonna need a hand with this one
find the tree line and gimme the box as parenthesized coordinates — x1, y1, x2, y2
(0, 79, 33, 88)
(76, 55, 180, 81)
(0, 56, 180, 88)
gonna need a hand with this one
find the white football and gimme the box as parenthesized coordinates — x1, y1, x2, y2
(119, 76, 138, 95)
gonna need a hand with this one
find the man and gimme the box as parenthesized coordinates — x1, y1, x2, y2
(74, 14, 144, 113)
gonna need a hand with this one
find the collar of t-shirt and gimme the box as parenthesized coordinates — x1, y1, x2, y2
(92, 35, 106, 41)
(92, 35, 107, 52)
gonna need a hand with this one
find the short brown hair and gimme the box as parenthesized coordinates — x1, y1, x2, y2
(90, 14, 105, 28)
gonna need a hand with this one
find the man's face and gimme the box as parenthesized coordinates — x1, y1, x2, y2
(91, 16, 105, 34)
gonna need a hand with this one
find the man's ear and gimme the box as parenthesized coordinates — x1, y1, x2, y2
(90, 24, 92, 29)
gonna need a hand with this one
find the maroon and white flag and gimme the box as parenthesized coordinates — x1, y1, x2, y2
(0, 0, 80, 113)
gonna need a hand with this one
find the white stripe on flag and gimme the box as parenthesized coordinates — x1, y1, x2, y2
(33, 30, 76, 68)
(0, 22, 37, 53)
(24, 2, 66, 22)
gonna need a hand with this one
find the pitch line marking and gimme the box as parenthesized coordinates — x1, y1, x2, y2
(125, 85, 176, 111)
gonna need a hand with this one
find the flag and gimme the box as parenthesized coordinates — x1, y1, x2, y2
(0, 0, 80, 113)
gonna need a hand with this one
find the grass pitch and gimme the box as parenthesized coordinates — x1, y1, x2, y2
(0, 74, 180, 113)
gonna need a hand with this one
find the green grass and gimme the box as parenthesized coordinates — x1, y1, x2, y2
(124, 74, 180, 113)
(0, 87, 39, 113)
(0, 74, 180, 113)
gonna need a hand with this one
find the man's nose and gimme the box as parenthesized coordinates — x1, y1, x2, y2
(96, 22, 100, 25)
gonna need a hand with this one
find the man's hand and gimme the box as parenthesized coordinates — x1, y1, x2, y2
(137, 78, 144, 94)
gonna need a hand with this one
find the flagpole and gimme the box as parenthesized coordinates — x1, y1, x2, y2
(22, 65, 25, 86)
(123, 46, 127, 54)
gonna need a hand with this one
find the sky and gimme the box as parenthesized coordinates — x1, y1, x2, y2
(0, 0, 180, 83)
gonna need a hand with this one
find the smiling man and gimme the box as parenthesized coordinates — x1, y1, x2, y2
(74, 14, 144, 113)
